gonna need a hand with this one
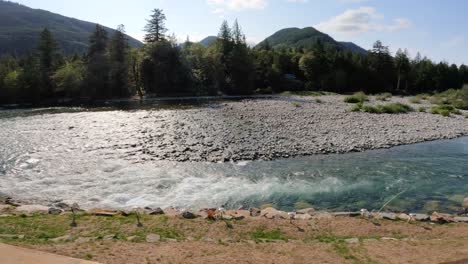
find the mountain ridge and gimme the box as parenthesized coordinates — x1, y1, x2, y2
(255, 27, 367, 54)
(0, 0, 143, 55)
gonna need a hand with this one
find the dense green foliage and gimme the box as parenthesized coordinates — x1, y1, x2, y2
(351, 102, 413, 114)
(1, 6, 468, 105)
(0, 0, 142, 55)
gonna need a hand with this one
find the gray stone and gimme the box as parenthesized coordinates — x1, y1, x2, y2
(103, 234, 116, 240)
(149, 207, 165, 215)
(312, 212, 333, 219)
(14, 205, 49, 215)
(163, 238, 178, 242)
(454, 217, 468, 223)
(430, 212, 454, 224)
(0, 234, 25, 239)
(249, 208, 261, 217)
(0, 204, 13, 213)
(296, 208, 315, 215)
(344, 238, 359, 244)
(333, 212, 361, 217)
(50, 235, 73, 243)
(294, 213, 312, 220)
(146, 234, 161, 243)
(75, 237, 97, 244)
(396, 213, 411, 221)
(48, 208, 63, 215)
(380, 212, 397, 221)
(126, 236, 138, 242)
(182, 211, 197, 219)
(411, 213, 430, 221)
(261, 207, 280, 219)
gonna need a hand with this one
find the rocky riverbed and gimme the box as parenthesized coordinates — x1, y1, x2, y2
(132, 95, 468, 162)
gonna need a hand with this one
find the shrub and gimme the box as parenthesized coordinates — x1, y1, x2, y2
(350, 102, 363, 112)
(418, 107, 426, 112)
(344, 92, 367, 104)
(292, 102, 301, 107)
(350, 103, 412, 114)
(465, 114, 468, 118)
(376, 93, 392, 101)
(431, 104, 459, 117)
(409, 96, 422, 104)
(315, 99, 323, 104)
(378, 103, 413, 114)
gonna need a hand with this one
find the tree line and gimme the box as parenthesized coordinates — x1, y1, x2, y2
(1, 8, 467, 105)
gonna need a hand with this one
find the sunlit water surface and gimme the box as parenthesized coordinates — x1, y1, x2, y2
(1, 104, 467, 212)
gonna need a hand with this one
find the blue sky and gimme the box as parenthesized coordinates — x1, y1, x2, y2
(14, 0, 468, 65)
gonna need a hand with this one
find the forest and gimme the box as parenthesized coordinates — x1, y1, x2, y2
(0, 8, 467, 105)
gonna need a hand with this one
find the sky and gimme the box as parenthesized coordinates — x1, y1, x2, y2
(14, 0, 468, 65)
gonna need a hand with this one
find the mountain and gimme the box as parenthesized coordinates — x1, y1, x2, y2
(0, 1, 143, 55)
(199, 36, 218, 47)
(256, 27, 366, 54)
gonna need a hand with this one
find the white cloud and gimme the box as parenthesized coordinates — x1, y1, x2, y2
(207, 0, 268, 12)
(315, 7, 411, 35)
(287, 0, 308, 3)
(337, 0, 370, 4)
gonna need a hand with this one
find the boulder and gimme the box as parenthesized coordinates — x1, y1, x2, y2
(126, 236, 138, 242)
(182, 211, 197, 219)
(430, 212, 454, 224)
(296, 208, 315, 215)
(454, 217, 468, 223)
(373, 212, 397, 221)
(226, 209, 250, 219)
(0, 234, 24, 239)
(344, 238, 359, 244)
(261, 207, 289, 219)
(294, 213, 312, 220)
(149, 207, 165, 215)
(146, 234, 161, 243)
(0, 204, 14, 213)
(48, 208, 63, 215)
(50, 235, 73, 243)
(75, 237, 97, 244)
(88, 208, 118, 217)
(102, 234, 116, 240)
(14, 205, 50, 215)
(411, 213, 430, 221)
(249, 208, 261, 217)
(312, 212, 333, 220)
(54, 202, 71, 210)
(396, 213, 411, 221)
(333, 212, 361, 217)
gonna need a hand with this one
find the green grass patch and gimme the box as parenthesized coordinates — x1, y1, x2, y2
(465, 114, 468, 118)
(430, 104, 462, 117)
(418, 107, 426, 112)
(291, 102, 301, 107)
(0, 214, 185, 245)
(409, 96, 423, 104)
(344, 92, 368, 104)
(251, 227, 288, 242)
(351, 103, 413, 114)
(375, 93, 392, 101)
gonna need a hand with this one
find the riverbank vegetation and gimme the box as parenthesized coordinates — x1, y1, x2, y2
(1, 9, 468, 105)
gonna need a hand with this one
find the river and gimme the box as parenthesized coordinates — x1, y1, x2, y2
(0, 104, 467, 213)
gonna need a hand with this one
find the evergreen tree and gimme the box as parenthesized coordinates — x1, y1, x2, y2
(38, 28, 60, 98)
(109, 24, 130, 97)
(395, 49, 411, 92)
(85, 24, 110, 98)
(144, 9, 167, 43)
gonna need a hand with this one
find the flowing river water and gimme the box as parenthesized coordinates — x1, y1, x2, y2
(0, 103, 467, 213)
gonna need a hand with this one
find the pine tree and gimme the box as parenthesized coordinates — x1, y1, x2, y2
(144, 9, 168, 43)
(38, 28, 60, 98)
(109, 24, 130, 97)
(85, 24, 110, 98)
(395, 49, 410, 92)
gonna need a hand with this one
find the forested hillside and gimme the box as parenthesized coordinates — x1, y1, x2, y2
(0, 0, 142, 55)
(256, 27, 367, 54)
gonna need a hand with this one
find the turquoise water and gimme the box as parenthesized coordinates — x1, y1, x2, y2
(0, 106, 467, 212)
